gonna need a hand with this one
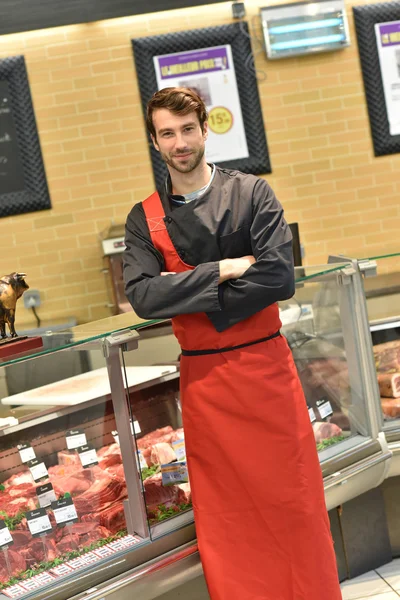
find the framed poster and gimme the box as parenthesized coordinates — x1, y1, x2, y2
(0, 55, 51, 218)
(132, 23, 271, 189)
(353, 2, 400, 156)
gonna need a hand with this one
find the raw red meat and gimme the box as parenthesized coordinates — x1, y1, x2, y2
(4, 471, 32, 488)
(57, 450, 80, 466)
(98, 443, 120, 459)
(150, 443, 177, 466)
(56, 533, 80, 554)
(137, 426, 174, 450)
(378, 372, 400, 398)
(73, 474, 123, 515)
(21, 538, 57, 565)
(144, 473, 186, 510)
(381, 397, 400, 418)
(0, 549, 26, 583)
(313, 422, 343, 443)
(82, 502, 126, 533)
(374, 341, 400, 373)
(106, 463, 125, 480)
(0, 494, 36, 517)
(52, 471, 93, 498)
(7, 483, 36, 498)
(65, 523, 111, 546)
(178, 483, 191, 504)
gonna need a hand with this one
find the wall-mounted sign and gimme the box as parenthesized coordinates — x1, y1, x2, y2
(375, 21, 400, 136)
(132, 22, 272, 190)
(0, 81, 25, 194)
(0, 55, 51, 218)
(353, 2, 400, 157)
(153, 46, 249, 163)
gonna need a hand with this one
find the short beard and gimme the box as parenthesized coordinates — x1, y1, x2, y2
(162, 146, 205, 174)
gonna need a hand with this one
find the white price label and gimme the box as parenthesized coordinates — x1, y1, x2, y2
(18, 444, 36, 463)
(37, 483, 57, 509)
(52, 499, 78, 526)
(112, 430, 120, 445)
(1, 583, 26, 597)
(130, 419, 141, 435)
(66, 429, 87, 450)
(161, 461, 188, 486)
(138, 451, 147, 469)
(172, 438, 186, 461)
(308, 408, 316, 423)
(28, 460, 49, 483)
(78, 445, 98, 468)
(26, 509, 52, 537)
(317, 400, 333, 420)
(0, 521, 13, 548)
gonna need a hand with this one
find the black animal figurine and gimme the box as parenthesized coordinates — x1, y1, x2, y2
(0, 272, 29, 339)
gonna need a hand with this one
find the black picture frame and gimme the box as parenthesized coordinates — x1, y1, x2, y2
(0, 55, 51, 218)
(353, 2, 400, 157)
(132, 22, 271, 189)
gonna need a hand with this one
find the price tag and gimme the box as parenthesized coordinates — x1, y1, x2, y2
(112, 430, 120, 445)
(51, 497, 78, 527)
(17, 443, 36, 464)
(130, 419, 141, 435)
(0, 519, 13, 548)
(28, 459, 49, 483)
(78, 444, 98, 468)
(172, 438, 186, 461)
(2, 583, 26, 598)
(26, 508, 52, 538)
(37, 483, 57, 509)
(138, 450, 147, 469)
(161, 461, 188, 486)
(308, 407, 317, 423)
(316, 398, 333, 420)
(66, 429, 87, 450)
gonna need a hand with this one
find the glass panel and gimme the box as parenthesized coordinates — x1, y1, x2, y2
(0, 342, 147, 597)
(281, 265, 371, 458)
(121, 328, 191, 540)
(362, 254, 400, 427)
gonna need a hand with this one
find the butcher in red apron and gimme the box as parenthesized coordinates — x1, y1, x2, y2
(124, 88, 342, 600)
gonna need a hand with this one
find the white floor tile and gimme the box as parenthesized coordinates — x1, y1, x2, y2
(359, 594, 400, 600)
(340, 570, 392, 599)
(376, 558, 400, 591)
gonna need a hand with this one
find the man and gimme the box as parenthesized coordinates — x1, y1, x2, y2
(123, 87, 342, 600)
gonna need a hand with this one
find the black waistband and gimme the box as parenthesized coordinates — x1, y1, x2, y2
(181, 330, 281, 357)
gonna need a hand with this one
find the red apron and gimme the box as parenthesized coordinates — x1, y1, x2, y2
(143, 192, 342, 600)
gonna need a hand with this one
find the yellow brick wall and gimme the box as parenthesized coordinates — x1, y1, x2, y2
(0, 0, 398, 327)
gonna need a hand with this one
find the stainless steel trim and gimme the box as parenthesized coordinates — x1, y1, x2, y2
(104, 341, 149, 539)
(324, 450, 392, 489)
(73, 543, 199, 600)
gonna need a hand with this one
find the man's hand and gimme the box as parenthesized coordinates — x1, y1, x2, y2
(219, 256, 256, 284)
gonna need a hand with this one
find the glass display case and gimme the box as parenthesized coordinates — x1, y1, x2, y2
(0, 262, 391, 599)
(348, 253, 400, 476)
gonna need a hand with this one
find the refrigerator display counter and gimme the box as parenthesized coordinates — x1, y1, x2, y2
(0, 260, 391, 598)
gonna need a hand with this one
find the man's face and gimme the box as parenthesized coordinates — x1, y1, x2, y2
(151, 109, 208, 174)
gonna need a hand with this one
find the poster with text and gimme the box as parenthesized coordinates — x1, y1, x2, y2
(375, 21, 400, 136)
(153, 45, 249, 163)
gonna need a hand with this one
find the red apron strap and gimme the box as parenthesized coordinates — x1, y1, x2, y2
(142, 192, 167, 242)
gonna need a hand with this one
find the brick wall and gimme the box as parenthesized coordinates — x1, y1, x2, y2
(0, 0, 398, 327)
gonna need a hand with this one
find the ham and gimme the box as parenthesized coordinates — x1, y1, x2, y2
(378, 372, 400, 398)
(150, 442, 177, 466)
(374, 341, 400, 373)
(312, 422, 343, 444)
(381, 397, 400, 419)
(144, 473, 187, 510)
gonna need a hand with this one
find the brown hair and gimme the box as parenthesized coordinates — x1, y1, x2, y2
(146, 87, 208, 139)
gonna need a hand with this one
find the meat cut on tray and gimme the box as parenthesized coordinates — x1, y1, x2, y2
(374, 340, 400, 373)
(378, 372, 400, 398)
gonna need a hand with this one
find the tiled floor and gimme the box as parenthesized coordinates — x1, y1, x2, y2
(341, 558, 400, 600)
